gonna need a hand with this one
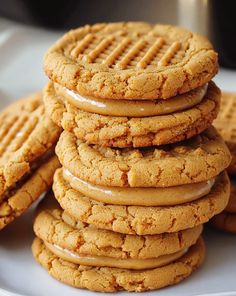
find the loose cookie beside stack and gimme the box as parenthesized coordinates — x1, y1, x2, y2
(0, 92, 61, 230)
(33, 22, 232, 292)
(211, 92, 236, 233)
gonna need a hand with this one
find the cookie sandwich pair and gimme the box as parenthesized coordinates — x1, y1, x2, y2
(32, 22, 232, 292)
(211, 92, 236, 233)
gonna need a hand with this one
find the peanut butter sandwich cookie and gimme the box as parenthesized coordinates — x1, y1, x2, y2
(214, 91, 236, 175)
(0, 92, 61, 230)
(54, 126, 231, 235)
(44, 22, 217, 100)
(43, 22, 219, 147)
(44, 80, 220, 148)
(32, 192, 205, 292)
(211, 181, 236, 233)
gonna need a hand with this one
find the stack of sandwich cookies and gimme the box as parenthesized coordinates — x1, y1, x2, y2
(54, 127, 230, 235)
(211, 92, 236, 233)
(43, 22, 220, 147)
(0, 92, 61, 230)
(34, 129, 231, 292)
(36, 22, 232, 292)
(32, 192, 205, 292)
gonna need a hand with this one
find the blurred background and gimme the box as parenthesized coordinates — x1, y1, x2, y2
(0, 0, 236, 102)
(0, 0, 235, 68)
(0, 0, 178, 29)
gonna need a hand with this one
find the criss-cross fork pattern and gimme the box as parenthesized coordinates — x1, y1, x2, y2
(214, 92, 236, 143)
(0, 100, 43, 164)
(66, 30, 188, 70)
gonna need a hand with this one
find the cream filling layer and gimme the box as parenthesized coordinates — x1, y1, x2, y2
(45, 241, 188, 270)
(63, 168, 215, 206)
(58, 84, 208, 117)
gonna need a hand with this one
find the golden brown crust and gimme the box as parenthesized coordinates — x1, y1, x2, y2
(44, 22, 218, 100)
(53, 169, 230, 235)
(44, 81, 220, 148)
(213, 91, 236, 176)
(0, 92, 62, 194)
(55, 127, 231, 188)
(34, 195, 203, 259)
(32, 237, 205, 292)
(0, 156, 60, 230)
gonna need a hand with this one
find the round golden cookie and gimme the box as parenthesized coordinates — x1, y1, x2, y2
(34, 193, 203, 261)
(32, 236, 205, 292)
(53, 169, 230, 235)
(0, 92, 62, 230)
(55, 126, 231, 188)
(214, 91, 236, 175)
(44, 81, 220, 148)
(44, 22, 218, 100)
(0, 92, 61, 195)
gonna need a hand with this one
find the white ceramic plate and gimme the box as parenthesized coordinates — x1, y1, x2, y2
(0, 18, 236, 296)
(0, 207, 236, 296)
